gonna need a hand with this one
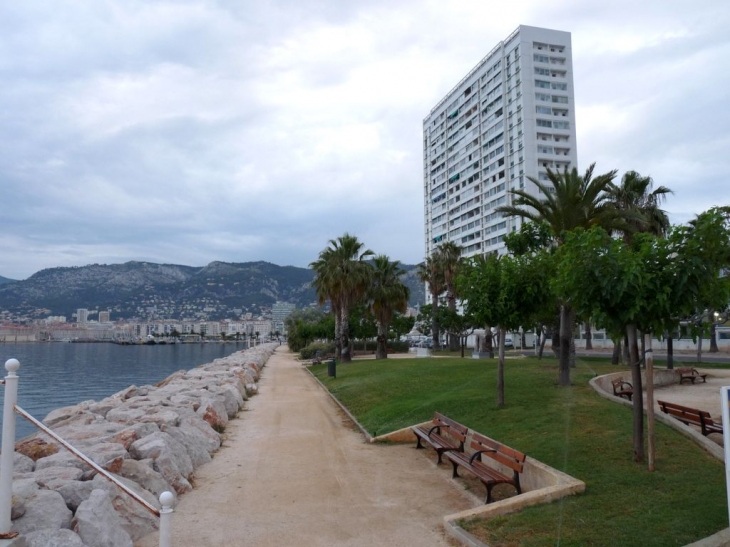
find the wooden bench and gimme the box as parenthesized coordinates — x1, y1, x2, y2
(446, 432, 525, 504)
(612, 379, 634, 401)
(412, 413, 468, 464)
(678, 367, 707, 384)
(658, 400, 723, 436)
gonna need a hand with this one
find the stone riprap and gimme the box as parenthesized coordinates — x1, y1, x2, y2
(4, 344, 276, 546)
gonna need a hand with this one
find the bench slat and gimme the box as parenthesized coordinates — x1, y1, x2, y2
(446, 431, 524, 503)
(412, 413, 469, 463)
(658, 400, 723, 436)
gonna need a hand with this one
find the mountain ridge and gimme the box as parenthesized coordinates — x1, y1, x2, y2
(0, 260, 424, 322)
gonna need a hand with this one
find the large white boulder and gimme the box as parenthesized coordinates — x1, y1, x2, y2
(11, 489, 73, 535)
(117, 459, 174, 500)
(90, 474, 159, 541)
(129, 431, 193, 494)
(25, 528, 90, 547)
(73, 489, 133, 547)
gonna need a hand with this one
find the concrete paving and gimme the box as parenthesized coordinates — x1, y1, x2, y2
(135, 347, 474, 547)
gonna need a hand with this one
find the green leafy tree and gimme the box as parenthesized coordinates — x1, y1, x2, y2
(390, 313, 415, 341)
(438, 307, 476, 358)
(433, 241, 464, 350)
(311, 233, 374, 362)
(416, 256, 445, 350)
(368, 255, 410, 359)
(683, 207, 730, 361)
(496, 163, 620, 386)
(553, 224, 724, 464)
(605, 170, 673, 363)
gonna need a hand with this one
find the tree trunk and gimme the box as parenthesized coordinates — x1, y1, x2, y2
(697, 330, 703, 363)
(497, 326, 506, 407)
(484, 326, 494, 359)
(340, 305, 352, 363)
(569, 331, 576, 368)
(334, 307, 342, 361)
(538, 326, 548, 360)
(667, 334, 674, 369)
(558, 305, 572, 386)
(611, 338, 621, 365)
(375, 321, 388, 359)
(551, 328, 560, 359)
(710, 321, 719, 353)
(640, 332, 646, 369)
(644, 333, 655, 472)
(460, 336, 465, 358)
(623, 333, 630, 365)
(627, 324, 644, 463)
(584, 321, 593, 350)
(431, 293, 441, 351)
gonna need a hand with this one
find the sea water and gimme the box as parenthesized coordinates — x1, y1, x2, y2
(0, 341, 249, 440)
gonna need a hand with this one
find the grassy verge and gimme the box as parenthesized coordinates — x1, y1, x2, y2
(311, 355, 727, 547)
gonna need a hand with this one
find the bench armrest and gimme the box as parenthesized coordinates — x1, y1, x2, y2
(469, 448, 496, 465)
(427, 425, 442, 437)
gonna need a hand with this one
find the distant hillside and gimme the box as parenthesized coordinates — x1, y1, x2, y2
(0, 275, 17, 285)
(0, 260, 424, 321)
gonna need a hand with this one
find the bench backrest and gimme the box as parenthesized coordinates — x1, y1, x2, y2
(657, 400, 709, 426)
(433, 412, 468, 444)
(470, 431, 525, 474)
(612, 379, 632, 392)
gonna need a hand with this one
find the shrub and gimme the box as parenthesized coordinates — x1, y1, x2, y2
(300, 341, 336, 360)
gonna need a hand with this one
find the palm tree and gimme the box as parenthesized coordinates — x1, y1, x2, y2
(369, 255, 410, 359)
(417, 255, 445, 350)
(606, 171, 672, 242)
(433, 241, 463, 350)
(310, 233, 373, 363)
(496, 163, 620, 386)
(606, 171, 673, 363)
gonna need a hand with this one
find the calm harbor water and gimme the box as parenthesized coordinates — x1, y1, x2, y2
(0, 341, 249, 440)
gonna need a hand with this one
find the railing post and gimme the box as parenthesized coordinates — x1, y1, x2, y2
(0, 359, 20, 536)
(158, 491, 174, 547)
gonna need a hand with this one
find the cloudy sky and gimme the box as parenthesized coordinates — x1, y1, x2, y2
(1, 1, 727, 280)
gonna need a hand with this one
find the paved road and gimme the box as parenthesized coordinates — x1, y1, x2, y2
(136, 347, 474, 547)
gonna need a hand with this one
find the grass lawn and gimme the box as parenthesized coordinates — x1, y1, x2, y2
(310, 355, 727, 547)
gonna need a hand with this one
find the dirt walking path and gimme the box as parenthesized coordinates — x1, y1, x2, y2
(136, 347, 475, 547)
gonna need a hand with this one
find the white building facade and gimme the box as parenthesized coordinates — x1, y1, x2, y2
(423, 25, 578, 259)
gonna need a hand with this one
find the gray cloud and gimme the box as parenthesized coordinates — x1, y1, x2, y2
(0, 1, 728, 279)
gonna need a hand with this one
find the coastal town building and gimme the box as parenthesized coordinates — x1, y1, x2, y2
(423, 25, 578, 259)
(76, 308, 89, 323)
(272, 301, 296, 333)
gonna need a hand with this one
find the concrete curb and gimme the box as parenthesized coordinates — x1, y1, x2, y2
(590, 371, 730, 546)
(589, 372, 724, 461)
(303, 363, 374, 443)
(304, 366, 586, 547)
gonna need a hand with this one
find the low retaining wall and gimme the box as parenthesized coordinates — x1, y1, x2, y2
(375, 425, 585, 546)
(4, 344, 278, 546)
(589, 371, 723, 461)
(590, 370, 729, 547)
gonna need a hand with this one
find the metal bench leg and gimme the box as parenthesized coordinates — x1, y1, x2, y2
(416, 437, 423, 450)
(451, 462, 460, 479)
(486, 484, 494, 504)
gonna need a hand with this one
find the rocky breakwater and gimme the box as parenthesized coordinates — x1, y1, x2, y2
(3, 344, 277, 547)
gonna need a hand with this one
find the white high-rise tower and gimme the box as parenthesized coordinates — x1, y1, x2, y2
(423, 25, 578, 259)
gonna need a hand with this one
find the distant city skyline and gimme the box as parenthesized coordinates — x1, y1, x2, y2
(1, 1, 728, 279)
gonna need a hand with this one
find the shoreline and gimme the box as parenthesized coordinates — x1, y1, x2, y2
(4, 343, 278, 545)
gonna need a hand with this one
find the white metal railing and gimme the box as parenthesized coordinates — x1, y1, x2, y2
(0, 359, 174, 545)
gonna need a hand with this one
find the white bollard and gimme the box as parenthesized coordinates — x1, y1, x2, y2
(0, 359, 20, 536)
(158, 491, 174, 547)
